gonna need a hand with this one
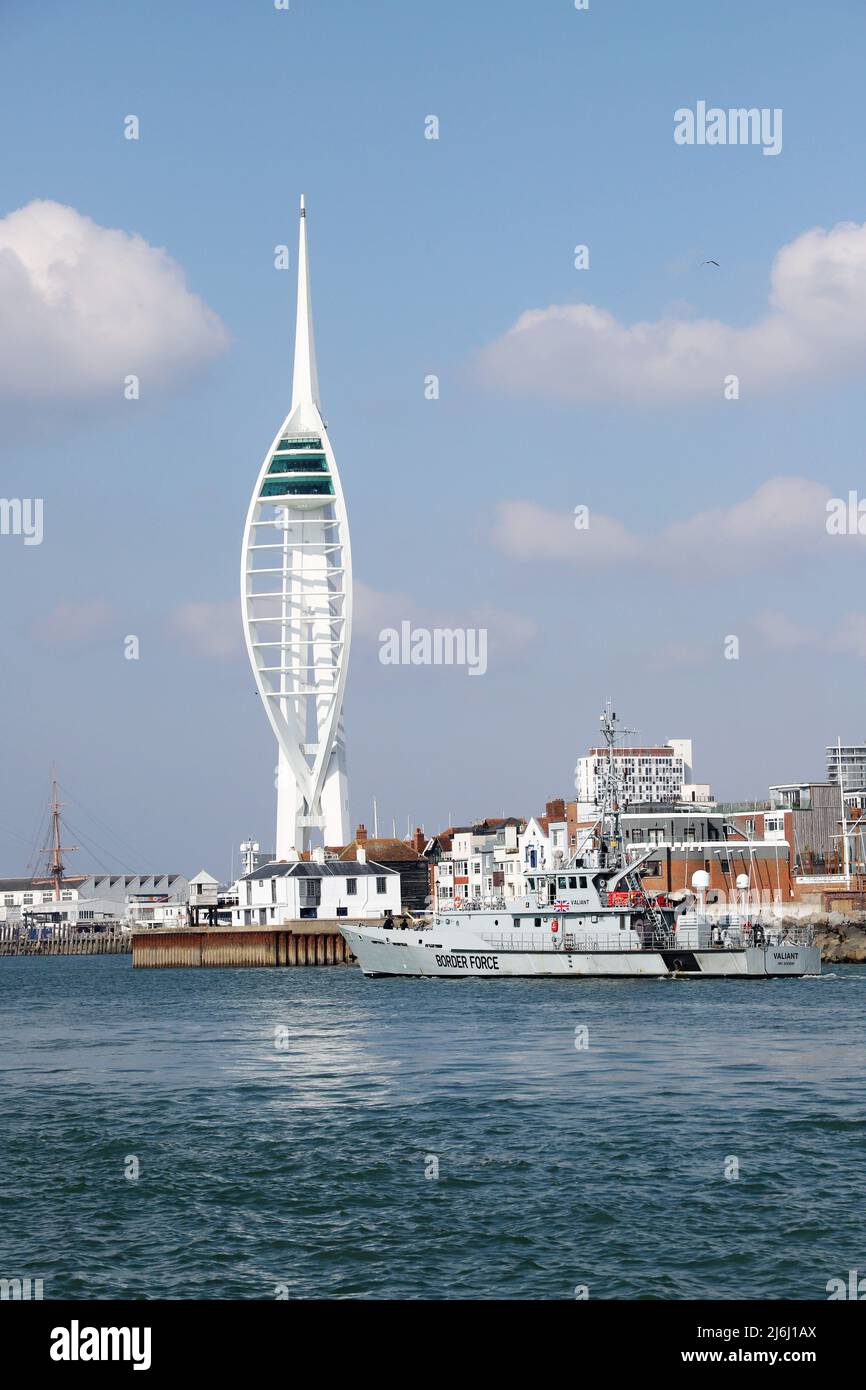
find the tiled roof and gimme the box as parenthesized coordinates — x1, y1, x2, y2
(338, 838, 422, 862)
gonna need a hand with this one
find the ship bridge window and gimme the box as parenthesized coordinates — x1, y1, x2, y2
(568, 876, 578, 889)
(558, 876, 567, 889)
(527, 877, 535, 889)
(579, 876, 587, 889)
(534, 917, 541, 927)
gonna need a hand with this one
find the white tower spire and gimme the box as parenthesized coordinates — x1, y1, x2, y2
(291, 194, 320, 411)
(241, 197, 352, 859)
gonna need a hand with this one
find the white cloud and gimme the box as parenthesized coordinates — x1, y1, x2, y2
(0, 200, 229, 401)
(490, 477, 833, 571)
(31, 599, 115, 644)
(829, 614, 866, 660)
(355, 578, 536, 661)
(753, 610, 866, 662)
(171, 601, 240, 660)
(490, 500, 637, 564)
(475, 219, 866, 403)
(752, 611, 815, 650)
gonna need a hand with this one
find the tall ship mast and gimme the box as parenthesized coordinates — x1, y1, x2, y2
(39, 772, 77, 900)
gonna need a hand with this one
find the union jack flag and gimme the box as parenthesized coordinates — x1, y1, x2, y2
(554, 900, 569, 912)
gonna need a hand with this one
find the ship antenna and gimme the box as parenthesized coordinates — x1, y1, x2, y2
(597, 700, 635, 869)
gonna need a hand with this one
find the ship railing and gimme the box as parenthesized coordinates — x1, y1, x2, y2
(676, 916, 814, 947)
(478, 924, 815, 953)
(442, 898, 511, 912)
(480, 933, 651, 953)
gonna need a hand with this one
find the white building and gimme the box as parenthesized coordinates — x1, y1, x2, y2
(432, 806, 568, 910)
(575, 738, 713, 816)
(492, 821, 523, 900)
(242, 196, 352, 860)
(826, 741, 866, 791)
(432, 818, 524, 909)
(232, 855, 400, 927)
(0, 873, 190, 926)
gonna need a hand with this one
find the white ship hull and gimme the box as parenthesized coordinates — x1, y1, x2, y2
(341, 924, 821, 980)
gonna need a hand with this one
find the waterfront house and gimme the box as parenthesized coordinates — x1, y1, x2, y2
(233, 850, 401, 926)
(337, 824, 430, 911)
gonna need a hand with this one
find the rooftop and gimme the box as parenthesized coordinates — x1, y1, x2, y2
(242, 859, 396, 882)
(338, 837, 422, 862)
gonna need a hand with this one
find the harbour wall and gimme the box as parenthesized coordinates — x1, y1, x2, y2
(132, 921, 356, 968)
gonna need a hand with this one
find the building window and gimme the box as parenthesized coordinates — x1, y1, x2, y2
(23, 894, 33, 905)
(4, 895, 13, 907)
(346, 878, 357, 895)
(376, 877, 387, 894)
(271, 878, 277, 903)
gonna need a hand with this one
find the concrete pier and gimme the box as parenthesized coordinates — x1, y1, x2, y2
(132, 920, 356, 968)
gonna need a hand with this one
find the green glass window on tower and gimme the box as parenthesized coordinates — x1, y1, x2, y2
(267, 456, 328, 474)
(260, 477, 335, 498)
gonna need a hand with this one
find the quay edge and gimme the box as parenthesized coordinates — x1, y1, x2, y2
(132, 920, 356, 968)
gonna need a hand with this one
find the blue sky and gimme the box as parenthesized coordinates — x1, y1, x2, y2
(2, 0, 866, 877)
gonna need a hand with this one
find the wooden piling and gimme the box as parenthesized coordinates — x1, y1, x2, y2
(0, 928, 131, 958)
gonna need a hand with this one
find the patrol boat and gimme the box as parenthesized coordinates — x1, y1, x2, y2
(340, 710, 821, 980)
